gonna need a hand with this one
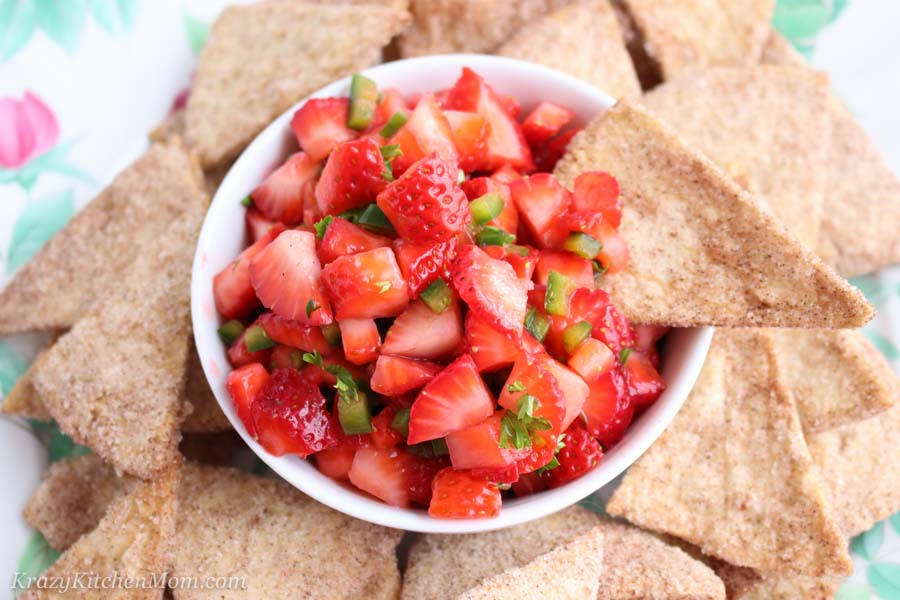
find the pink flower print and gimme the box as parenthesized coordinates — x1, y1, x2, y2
(0, 92, 59, 170)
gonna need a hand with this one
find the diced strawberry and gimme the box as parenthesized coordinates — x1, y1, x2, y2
(376, 154, 470, 244)
(546, 419, 603, 487)
(560, 288, 633, 353)
(592, 220, 629, 274)
(370, 354, 443, 396)
(370, 406, 404, 449)
(444, 109, 489, 173)
(446, 412, 522, 470)
(491, 164, 521, 184)
(498, 354, 566, 433)
(541, 355, 590, 430)
(465, 311, 518, 372)
(227, 327, 274, 368)
(535, 250, 594, 289)
(245, 208, 278, 243)
(225, 363, 269, 437)
(322, 246, 409, 319)
(471, 463, 520, 485)
(315, 138, 389, 215)
(318, 217, 392, 265)
(250, 153, 318, 225)
(533, 127, 580, 173)
(381, 300, 463, 360)
(389, 94, 459, 175)
(338, 318, 381, 365)
(213, 224, 285, 320)
(522, 101, 575, 146)
(374, 88, 410, 128)
(445, 68, 533, 172)
(408, 354, 495, 444)
(250, 368, 339, 457)
(291, 97, 357, 161)
(509, 174, 571, 248)
(511, 471, 548, 497)
(428, 467, 502, 519)
(582, 366, 633, 447)
(388, 127, 425, 176)
(461, 177, 517, 234)
(572, 171, 621, 228)
(497, 93, 521, 119)
(315, 447, 356, 479)
(299, 357, 366, 388)
(331, 409, 372, 451)
(256, 311, 332, 354)
(568, 338, 616, 382)
(249, 230, 334, 325)
(481, 245, 538, 281)
(405, 455, 450, 506)
(393, 237, 460, 297)
(450, 244, 528, 336)
(633, 324, 668, 367)
(622, 350, 665, 407)
(349, 447, 447, 507)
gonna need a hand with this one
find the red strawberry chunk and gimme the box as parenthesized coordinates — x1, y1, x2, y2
(408, 354, 495, 444)
(445, 67, 533, 172)
(315, 138, 389, 215)
(546, 419, 603, 487)
(509, 174, 572, 248)
(583, 366, 633, 447)
(349, 447, 447, 507)
(213, 224, 285, 320)
(445, 412, 523, 471)
(481, 245, 538, 281)
(541, 355, 590, 430)
(245, 208, 278, 243)
(568, 338, 616, 382)
(389, 94, 459, 175)
(533, 127, 580, 173)
(491, 164, 521, 184)
(249, 230, 334, 326)
(622, 350, 665, 407)
(572, 171, 621, 228)
(393, 236, 460, 297)
(633, 324, 668, 367)
(250, 152, 318, 225)
(370, 406, 404, 449)
(522, 101, 575, 146)
(511, 471, 548, 497)
(250, 368, 339, 457)
(461, 176, 517, 234)
(444, 109, 489, 173)
(225, 363, 269, 437)
(338, 318, 381, 365)
(498, 353, 566, 433)
(291, 97, 357, 161)
(450, 244, 528, 336)
(428, 467, 501, 519)
(315, 447, 356, 480)
(570, 288, 634, 353)
(535, 250, 594, 289)
(381, 300, 463, 360)
(227, 326, 274, 368)
(256, 311, 332, 354)
(373, 88, 410, 129)
(318, 217, 392, 265)
(322, 246, 409, 319)
(370, 355, 443, 396)
(592, 220, 629, 274)
(376, 154, 470, 244)
(465, 311, 518, 372)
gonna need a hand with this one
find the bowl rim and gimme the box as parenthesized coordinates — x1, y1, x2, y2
(191, 53, 713, 534)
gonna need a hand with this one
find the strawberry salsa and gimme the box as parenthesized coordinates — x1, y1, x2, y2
(214, 68, 667, 519)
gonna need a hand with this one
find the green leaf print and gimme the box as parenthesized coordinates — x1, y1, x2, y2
(7, 189, 74, 274)
(868, 563, 900, 599)
(851, 521, 885, 561)
(578, 494, 606, 515)
(835, 581, 872, 600)
(0, 0, 38, 61)
(0, 341, 28, 396)
(87, 0, 140, 35)
(890, 512, 900, 536)
(773, 0, 830, 38)
(13, 531, 60, 596)
(116, 0, 139, 31)
(182, 10, 208, 55)
(28, 420, 91, 463)
(35, 0, 86, 54)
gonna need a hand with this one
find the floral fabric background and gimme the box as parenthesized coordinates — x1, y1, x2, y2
(0, 0, 898, 598)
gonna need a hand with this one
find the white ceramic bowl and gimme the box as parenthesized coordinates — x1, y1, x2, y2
(191, 54, 713, 533)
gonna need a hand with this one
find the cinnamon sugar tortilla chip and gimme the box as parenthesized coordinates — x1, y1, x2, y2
(621, 0, 774, 79)
(761, 31, 807, 67)
(498, 0, 641, 99)
(0, 143, 205, 334)
(641, 66, 831, 248)
(32, 189, 206, 479)
(607, 330, 852, 577)
(808, 403, 900, 537)
(185, 0, 409, 168)
(458, 528, 604, 600)
(173, 463, 403, 600)
(402, 506, 725, 600)
(148, 109, 186, 144)
(181, 341, 231, 433)
(20, 468, 177, 600)
(397, 0, 568, 57)
(1, 338, 57, 420)
(713, 562, 840, 600)
(770, 328, 898, 432)
(553, 101, 873, 328)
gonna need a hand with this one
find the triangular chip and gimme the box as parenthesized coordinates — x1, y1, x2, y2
(641, 66, 831, 247)
(807, 403, 900, 537)
(553, 101, 873, 328)
(32, 187, 206, 479)
(607, 329, 851, 577)
(24, 455, 134, 552)
(397, 0, 568, 57)
(769, 328, 898, 432)
(760, 31, 807, 67)
(148, 109, 186, 145)
(20, 467, 177, 599)
(712, 561, 841, 600)
(458, 527, 604, 600)
(173, 463, 402, 599)
(181, 341, 231, 433)
(620, 0, 774, 80)
(0, 143, 205, 334)
(497, 0, 641, 99)
(185, 0, 410, 168)
(1, 338, 56, 420)
(402, 506, 725, 600)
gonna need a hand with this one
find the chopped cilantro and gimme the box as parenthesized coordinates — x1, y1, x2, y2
(498, 384, 551, 450)
(314, 215, 334, 239)
(376, 281, 392, 294)
(380, 144, 403, 161)
(305, 299, 320, 318)
(619, 347, 633, 364)
(506, 380, 526, 394)
(302, 350, 360, 404)
(381, 163, 394, 182)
